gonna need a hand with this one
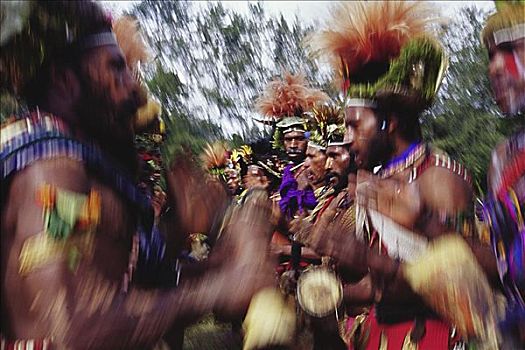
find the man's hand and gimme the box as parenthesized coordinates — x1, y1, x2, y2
(298, 208, 368, 277)
(212, 189, 276, 318)
(356, 170, 422, 230)
(164, 154, 228, 235)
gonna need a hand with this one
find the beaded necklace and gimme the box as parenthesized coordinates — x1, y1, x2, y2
(410, 153, 472, 185)
(379, 142, 427, 179)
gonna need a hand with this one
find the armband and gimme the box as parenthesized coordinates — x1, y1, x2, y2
(18, 184, 100, 275)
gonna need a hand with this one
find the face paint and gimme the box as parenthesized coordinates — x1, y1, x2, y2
(488, 39, 525, 116)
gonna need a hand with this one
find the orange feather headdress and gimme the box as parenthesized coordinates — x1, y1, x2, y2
(307, 1, 446, 113)
(255, 72, 329, 124)
(113, 16, 150, 75)
(200, 142, 230, 178)
(113, 16, 162, 133)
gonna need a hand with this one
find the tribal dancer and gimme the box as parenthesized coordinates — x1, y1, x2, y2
(255, 71, 328, 283)
(0, 1, 274, 348)
(256, 72, 329, 196)
(291, 102, 355, 350)
(306, 1, 500, 348)
(481, 0, 525, 346)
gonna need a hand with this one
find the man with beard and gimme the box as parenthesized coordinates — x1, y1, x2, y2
(481, 1, 524, 346)
(255, 72, 329, 208)
(301, 104, 344, 194)
(284, 107, 351, 350)
(282, 118, 309, 165)
(0, 1, 274, 348)
(303, 1, 500, 348)
(303, 145, 327, 192)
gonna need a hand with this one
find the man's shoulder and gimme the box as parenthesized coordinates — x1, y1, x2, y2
(416, 158, 473, 211)
(417, 148, 472, 188)
(8, 158, 91, 198)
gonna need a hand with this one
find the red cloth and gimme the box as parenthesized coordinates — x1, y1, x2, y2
(354, 308, 451, 350)
(1, 338, 52, 350)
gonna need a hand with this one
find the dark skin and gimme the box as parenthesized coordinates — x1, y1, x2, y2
(487, 37, 525, 116)
(225, 168, 241, 196)
(1, 44, 275, 348)
(243, 165, 270, 191)
(324, 144, 351, 189)
(302, 145, 327, 190)
(283, 130, 307, 163)
(305, 106, 498, 306)
(287, 147, 354, 275)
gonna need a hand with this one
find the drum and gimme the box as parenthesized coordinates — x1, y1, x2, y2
(296, 265, 343, 318)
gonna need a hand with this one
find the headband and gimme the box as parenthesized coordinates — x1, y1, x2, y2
(283, 127, 306, 135)
(346, 98, 378, 109)
(77, 32, 118, 51)
(493, 23, 525, 46)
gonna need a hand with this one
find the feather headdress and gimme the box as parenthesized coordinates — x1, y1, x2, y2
(307, 1, 446, 113)
(113, 16, 150, 76)
(306, 102, 345, 148)
(482, 1, 524, 49)
(200, 142, 229, 179)
(255, 72, 329, 124)
(113, 16, 163, 133)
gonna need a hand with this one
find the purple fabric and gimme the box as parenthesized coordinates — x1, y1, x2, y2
(279, 165, 317, 218)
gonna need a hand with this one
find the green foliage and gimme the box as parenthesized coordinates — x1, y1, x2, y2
(131, 0, 330, 149)
(161, 114, 223, 166)
(380, 37, 444, 104)
(146, 63, 188, 116)
(131, 2, 520, 195)
(272, 127, 283, 150)
(347, 37, 444, 106)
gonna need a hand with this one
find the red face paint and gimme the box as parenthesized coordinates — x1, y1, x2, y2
(504, 50, 519, 78)
(342, 78, 350, 94)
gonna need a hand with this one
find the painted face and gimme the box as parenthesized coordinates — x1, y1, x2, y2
(325, 145, 351, 187)
(344, 106, 387, 171)
(243, 165, 269, 190)
(488, 38, 525, 116)
(303, 144, 327, 186)
(75, 44, 145, 171)
(283, 130, 307, 162)
(225, 168, 241, 195)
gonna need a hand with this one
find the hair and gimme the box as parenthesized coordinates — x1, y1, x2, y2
(376, 102, 422, 143)
(22, 1, 112, 107)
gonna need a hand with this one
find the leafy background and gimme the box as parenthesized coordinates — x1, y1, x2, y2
(128, 1, 524, 194)
(2, 1, 523, 194)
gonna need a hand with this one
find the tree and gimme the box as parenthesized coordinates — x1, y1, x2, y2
(131, 2, 523, 192)
(131, 0, 330, 146)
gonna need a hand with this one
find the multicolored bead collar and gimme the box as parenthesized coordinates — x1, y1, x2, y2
(379, 142, 426, 179)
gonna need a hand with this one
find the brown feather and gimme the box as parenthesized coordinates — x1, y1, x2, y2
(255, 72, 329, 121)
(200, 142, 229, 171)
(307, 1, 439, 80)
(113, 16, 150, 71)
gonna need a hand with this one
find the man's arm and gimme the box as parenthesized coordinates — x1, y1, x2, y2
(2, 159, 271, 348)
(370, 167, 499, 302)
(418, 167, 499, 285)
(164, 154, 229, 238)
